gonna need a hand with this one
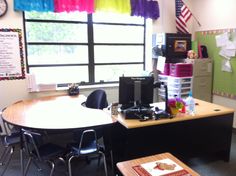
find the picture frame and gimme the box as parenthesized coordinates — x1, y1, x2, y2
(174, 40, 187, 52)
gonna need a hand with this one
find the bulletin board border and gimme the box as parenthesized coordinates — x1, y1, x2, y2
(213, 90, 236, 100)
(0, 28, 25, 81)
(198, 28, 236, 35)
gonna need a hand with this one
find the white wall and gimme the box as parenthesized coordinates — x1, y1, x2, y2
(0, 0, 28, 109)
(191, 0, 236, 31)
(153, 0, 194, 34)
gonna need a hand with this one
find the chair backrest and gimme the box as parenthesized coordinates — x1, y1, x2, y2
(0, 108, 6, 135)
(1, 107, 20, 136)
(79, 129, 99, 154)
(1, 108, 10, 135)
(84, 89, 108, 109)
(22, 129, 44, 161)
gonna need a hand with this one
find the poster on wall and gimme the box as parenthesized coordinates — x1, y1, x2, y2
(0, 28, 25, 81)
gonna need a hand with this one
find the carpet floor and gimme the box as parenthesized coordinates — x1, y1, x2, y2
(0, 132, 236, 176)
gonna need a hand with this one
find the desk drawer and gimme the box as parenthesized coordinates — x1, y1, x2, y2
(193, 59, 212, 76)
(193, 76, 212, 101)
(185, 59, 212, 76)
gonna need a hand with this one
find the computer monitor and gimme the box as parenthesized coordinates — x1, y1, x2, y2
(119, 76, 154, 109)
(161, 33, 191, 63)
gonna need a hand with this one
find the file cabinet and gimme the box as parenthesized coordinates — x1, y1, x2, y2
(186, 58, 213, 102)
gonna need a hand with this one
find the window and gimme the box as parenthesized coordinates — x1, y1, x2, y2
(24, 12, 147, 86)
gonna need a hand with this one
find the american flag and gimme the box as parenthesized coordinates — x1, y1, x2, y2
(175, 0, 192, 33)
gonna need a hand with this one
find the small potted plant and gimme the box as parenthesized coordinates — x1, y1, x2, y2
(167, 97, 185, 116)
(68, 83, 80, 96)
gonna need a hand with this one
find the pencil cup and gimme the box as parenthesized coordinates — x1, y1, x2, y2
(111, 103, 119, 116)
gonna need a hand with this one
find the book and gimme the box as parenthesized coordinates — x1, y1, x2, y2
(132, 158, 192, 176)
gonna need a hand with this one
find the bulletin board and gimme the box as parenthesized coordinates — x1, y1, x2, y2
(195, 29, 236, 99)
(0, 28, 25, 81)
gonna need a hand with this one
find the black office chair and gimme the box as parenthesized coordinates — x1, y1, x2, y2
(74, 89, 108, 142)
(74, 89, 114, 173)
(0, 108, 21, 176)
(84, 89, 108, 137)
(22, 129, 67, 176)
(82, 89, 108, 110)
(67, 129, 108, 176)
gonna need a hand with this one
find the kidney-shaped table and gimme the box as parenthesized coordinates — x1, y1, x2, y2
(2, 94, 115, 176)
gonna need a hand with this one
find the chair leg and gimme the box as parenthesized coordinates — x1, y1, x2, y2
(99, 151, 108, 176)
(58, 157, 65, 164)
(110, 150, 115, 176)
(32, 159, 42, 171)
(47, 160, 55, 176)
(20, 148, 24, 176)
(23, 157, 32, 176)
(58, 157, 66, 167)
(97, 153, 101, 167)
(0, 146, 14, 176)
(0, 147, 8, 165)
(68, 156, 75, 176)
(86, 156, 91, 164)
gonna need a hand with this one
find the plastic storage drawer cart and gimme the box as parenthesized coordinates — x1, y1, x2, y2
(169, 63, 193, 77)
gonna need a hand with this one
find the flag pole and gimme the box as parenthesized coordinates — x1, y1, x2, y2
(182, 0, 201, 27)
(191, 13, 201, 27)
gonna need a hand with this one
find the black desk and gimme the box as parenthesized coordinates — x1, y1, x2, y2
(109, 99, 234, 170)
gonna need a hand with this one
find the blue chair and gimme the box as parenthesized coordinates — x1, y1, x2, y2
(22, 129, 67, 176)
(68, 129, 108, 176)
(0, 108, 21, 176)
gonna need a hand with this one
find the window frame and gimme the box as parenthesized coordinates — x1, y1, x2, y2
(23, 12, 147, 86)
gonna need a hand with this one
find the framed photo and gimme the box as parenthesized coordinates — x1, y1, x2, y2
(174, 40, 187, 52)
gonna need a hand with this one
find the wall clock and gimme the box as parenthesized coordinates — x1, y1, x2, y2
(0, 0, 8, 17)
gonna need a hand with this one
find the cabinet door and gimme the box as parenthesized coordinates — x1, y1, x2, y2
(192, 76, 212, 102)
